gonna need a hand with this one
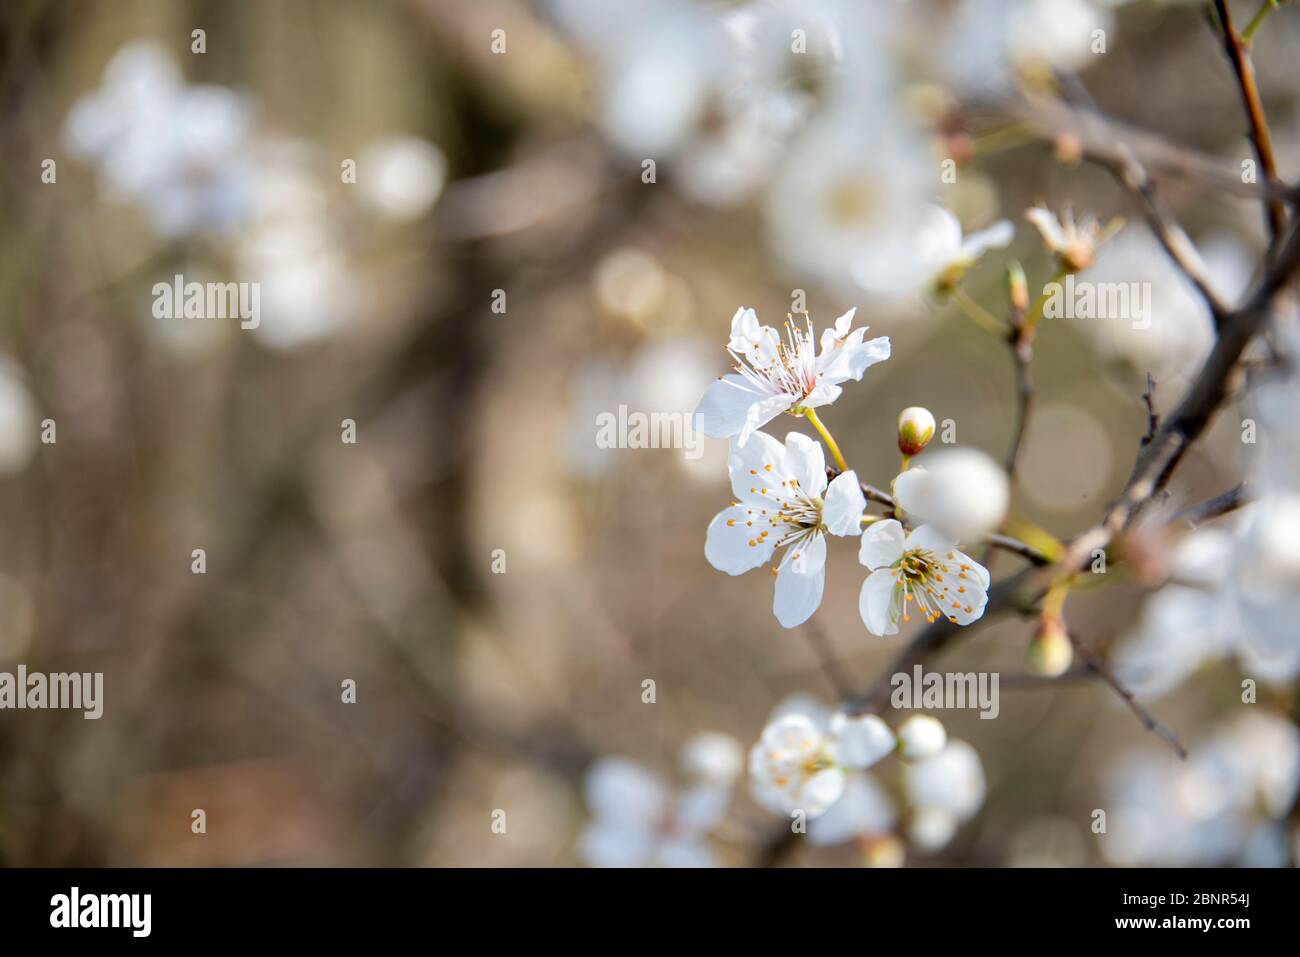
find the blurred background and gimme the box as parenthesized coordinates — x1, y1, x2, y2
(0, 0, 1297, 867)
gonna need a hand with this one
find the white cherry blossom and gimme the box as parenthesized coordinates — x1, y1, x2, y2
(1025, 205, 1111, 272)
(890, 448, 1010, 541)
(916, 205, 1014, 294)
(858, 519, 990, 637)
(579, 731, 742, 868)
(705, 430, 867, 628)
(903, 739, 987, 851)
(696, 307, 890, 446)
(749, 696, 896, 817)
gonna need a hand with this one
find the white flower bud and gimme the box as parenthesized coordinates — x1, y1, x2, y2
(897, 406, 936, 457)
(892, 447, 1010, 541)
(908, 806, 958, 850)
(680, 731, 743, 786)
(897, 714, 947, 761)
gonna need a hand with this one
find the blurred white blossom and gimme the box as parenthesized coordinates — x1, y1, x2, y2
(579, 731, 742, 867)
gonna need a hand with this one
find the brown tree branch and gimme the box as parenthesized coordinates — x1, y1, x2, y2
(1064, 628, 1187, 759)
(1213, 0, 1288, 246)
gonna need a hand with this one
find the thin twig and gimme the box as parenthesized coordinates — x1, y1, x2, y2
(1140, 372, 1159, 445)
(1172, 483, 1253, 527)
(800, 618, 855, 699)
(1064, 628, 1187, 759)
(1213, 0, 1288, 247)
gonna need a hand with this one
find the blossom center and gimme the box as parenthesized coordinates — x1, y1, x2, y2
(890, 547, 976, 625)
(730, 315, 820, 401)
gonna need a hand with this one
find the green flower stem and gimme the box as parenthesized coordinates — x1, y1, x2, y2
(1243, 0, 1279, 45)
(952, 287, 1008, 337)
(804, 407, 848, 473)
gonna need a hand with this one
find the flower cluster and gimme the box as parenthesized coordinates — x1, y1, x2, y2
(748, 695, 987, 863)
(697, 305, 999, 633)
(578, 732, 743, 868)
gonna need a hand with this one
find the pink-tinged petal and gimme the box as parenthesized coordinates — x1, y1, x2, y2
(773, 532, 826, 628)
(705, 504, 777, 575)
(802, 380, 842, 409)
(823, 471, 866, 537)
(727, 430, 787, 504)
(695, 373, 769, 440)
(782, 432, 827, 497)
(736, 391, 797, 447)
(859, 518, 906, 569)
(860, 567, 900, 636)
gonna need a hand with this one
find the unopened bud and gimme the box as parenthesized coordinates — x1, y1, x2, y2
(897, 407, 936, 457)
(1007, 261, 1028, 313)
(896, 714, 947, 761)
(1026, 618, 1073, 677)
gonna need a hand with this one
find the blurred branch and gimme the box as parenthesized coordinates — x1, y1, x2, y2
(1212, 0, 1288, 246)
(1009, 93, 1297, 202)
(800, 619, 855, 699)
(1141, 372, 1159, 445)
(853, 477, 1052, 565)
(1173, 483, 1253, 527)
(1064, 628, 1187, 759)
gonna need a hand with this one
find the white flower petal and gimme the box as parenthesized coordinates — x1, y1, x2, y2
(960, 219, 1014, 260)
(807, 773, 896, 846)
(949, 548, 991, 589)
(829, 712, 896, 769)
(705, 505, 777, 575)
(696, 373, 770, 440)
(905, 523, 957, 556)
(823, 470, 867, 536)
(799, 767, 846, 817)
(782, 431, 828, 497)
(859, 518, 906, 568)
(673, 785, 731, 837)
(584, 757, 668, 827)
(657, 838, 716, 868)
(727, 430, 787, 503)
(773, 532, 827, 628)
(1026, 205, 1067, 251)
(860, 567, 900, 636)
(579, 822, 655, 867)
(890, 467, 932, 519)
(737, 391, 798, 446)
(818, 330, 891, 384)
